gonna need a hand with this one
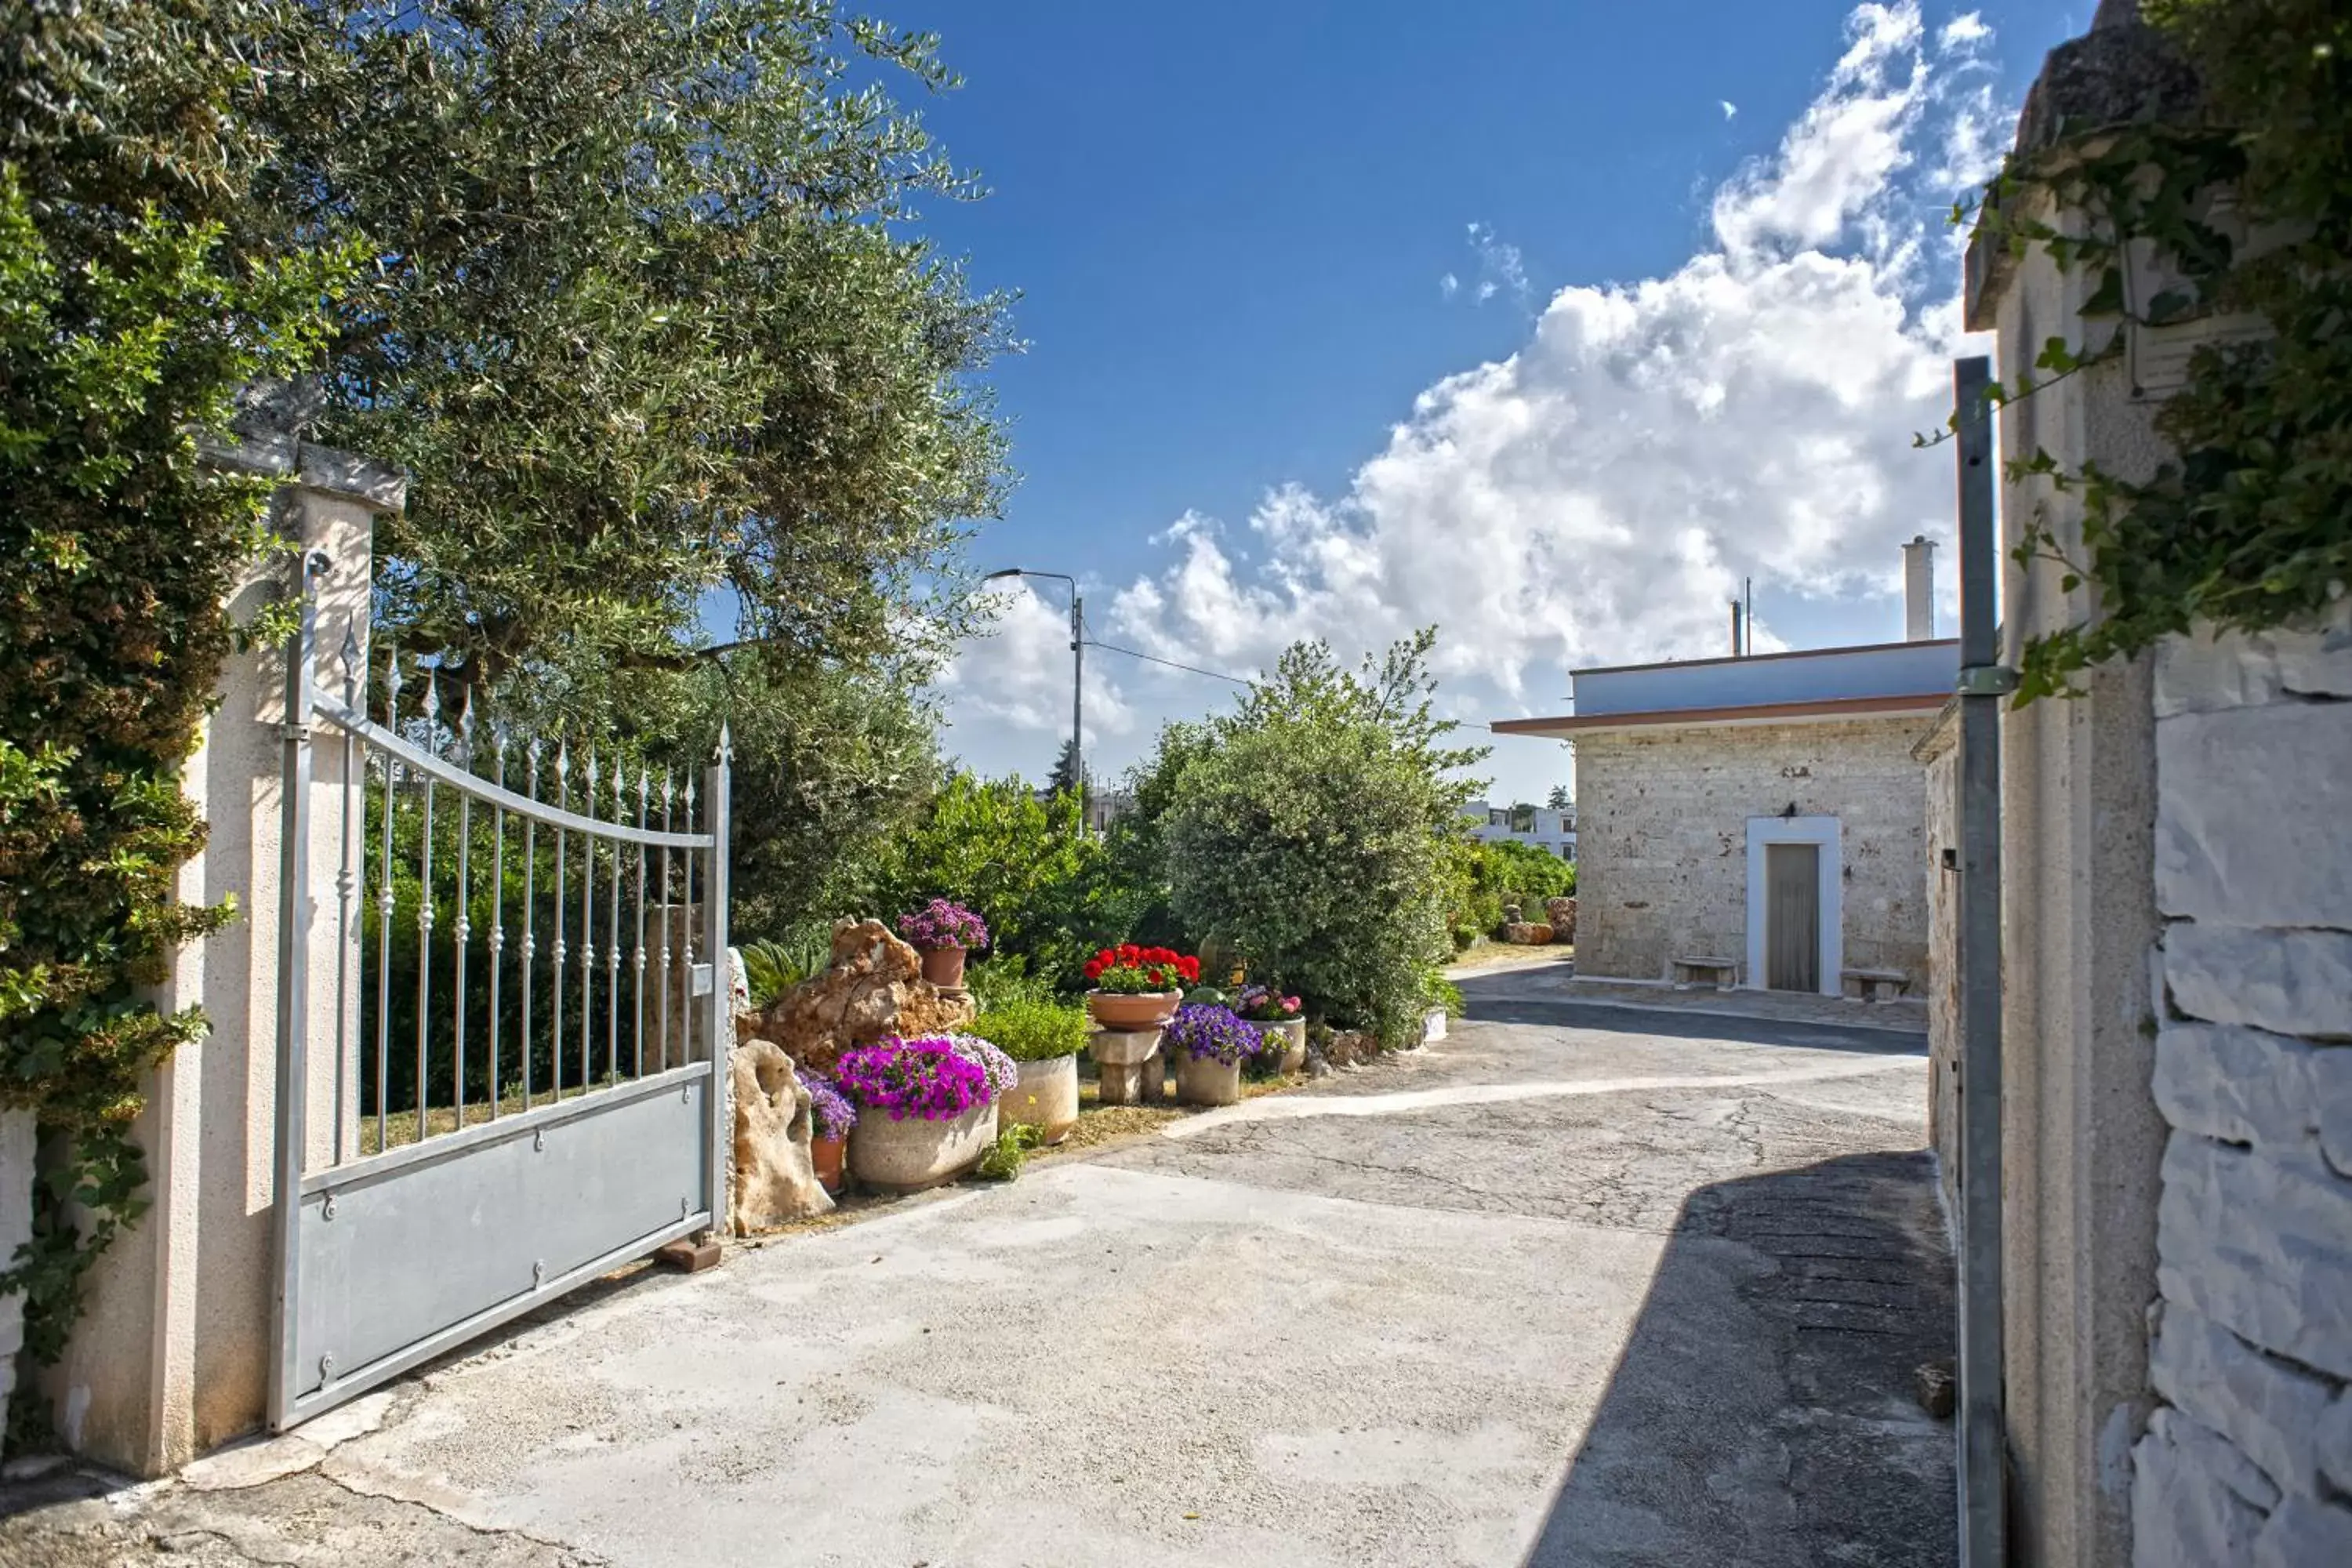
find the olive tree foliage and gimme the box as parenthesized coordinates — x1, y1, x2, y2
(263, 0, 1014, 702)
(1163, 631, 1490, 1040)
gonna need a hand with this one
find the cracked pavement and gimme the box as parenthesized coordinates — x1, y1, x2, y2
(1, 966, 1955, 1567)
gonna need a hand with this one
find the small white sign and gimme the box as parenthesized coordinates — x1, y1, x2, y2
(690, 963, 714, 997)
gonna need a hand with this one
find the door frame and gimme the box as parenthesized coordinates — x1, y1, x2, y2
(1745, 815, 1841, 995)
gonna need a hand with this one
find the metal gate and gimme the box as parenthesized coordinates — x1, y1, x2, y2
(267, 554, 731, 1431)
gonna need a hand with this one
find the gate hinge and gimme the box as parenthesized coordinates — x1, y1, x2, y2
(1956, 665, 2017, 696)
(280, 720, 313, 741)
(321, 1192, 336, 1221)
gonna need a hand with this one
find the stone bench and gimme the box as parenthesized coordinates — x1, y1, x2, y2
(1671, 956, 1739, 989)
(1842, 967, 1911, 1003)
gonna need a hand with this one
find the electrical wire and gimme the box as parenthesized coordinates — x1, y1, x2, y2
(1080, 638, 1252, 686)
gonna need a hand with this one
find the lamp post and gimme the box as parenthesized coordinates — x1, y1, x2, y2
(982, 568, 1083, 819)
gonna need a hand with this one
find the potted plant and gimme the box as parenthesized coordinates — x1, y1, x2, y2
(967, 999, 1088, 1144)
(896, 898, 990, 989)
(802, 1071, 857, 1196)
(1232, 984, 1306, 1073)
(1082, 943, 1200, 1030)
(834, 1033, 1011, 1192)
(1163, 1004, 1264, 1107)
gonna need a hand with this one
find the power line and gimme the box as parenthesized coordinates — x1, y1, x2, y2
(1080, 638, 1252, 686)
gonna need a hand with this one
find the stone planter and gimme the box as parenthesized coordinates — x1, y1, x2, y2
(1261, 1018, 1307, 1073)
(1089, 1028, 1166, 1105)
(994, 1054, 1080, 1144)
(848, 1102, 996, 1192)
(1087, 989, 1181, 1031)
(1173, 1051, 1243, 1107)
(811, 1133, 847, 1196)
(917, 944, 967, 989)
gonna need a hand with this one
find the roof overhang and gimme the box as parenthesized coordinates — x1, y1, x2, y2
(1491, 691, 1949, 741)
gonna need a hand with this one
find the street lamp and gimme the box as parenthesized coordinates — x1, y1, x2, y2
(982, 568, 1083, 816)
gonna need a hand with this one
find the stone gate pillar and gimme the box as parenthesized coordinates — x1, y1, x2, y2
(39, 430, 401, 1475)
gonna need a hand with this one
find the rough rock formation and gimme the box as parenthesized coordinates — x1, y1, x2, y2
(1502, 922, 1555, 946)
(729, 1039, 833, 1233)
(756, 918, 976, 1073)
(1545, 897, 1577, 944)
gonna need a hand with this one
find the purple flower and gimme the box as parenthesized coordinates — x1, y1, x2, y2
(896, 898, 990, 952)
(835, 1035, 993, 1122)
(947, 1033, 1018, 1098)
(801, 1072, 858, 1141)
(1163, 1004, 1265, 1066)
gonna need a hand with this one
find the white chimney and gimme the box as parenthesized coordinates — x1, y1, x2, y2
(1902, 535, 1936, 641)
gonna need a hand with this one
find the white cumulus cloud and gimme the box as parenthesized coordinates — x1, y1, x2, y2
(941, 2, 2009, 798)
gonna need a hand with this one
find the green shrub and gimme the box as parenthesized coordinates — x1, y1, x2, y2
(976, 1122, 1044, 1181)
(967, 998, 1090, 1062)
(1163, 633, 1483, 1044)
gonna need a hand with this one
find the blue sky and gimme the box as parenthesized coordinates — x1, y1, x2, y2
(899, 2, 2088, 802)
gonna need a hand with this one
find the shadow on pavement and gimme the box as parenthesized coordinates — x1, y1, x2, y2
(1524, 1149, 1956, 1568)
(1455, 975, 1925, 1058)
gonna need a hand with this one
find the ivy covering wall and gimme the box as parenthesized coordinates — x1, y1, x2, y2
(0, 2, 351, 1414)
(1977, 0, 2350, 700)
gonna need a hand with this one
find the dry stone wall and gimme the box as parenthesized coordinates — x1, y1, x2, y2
(1573, 716, 1935, 987)
(2132, 608, 2352, 1568)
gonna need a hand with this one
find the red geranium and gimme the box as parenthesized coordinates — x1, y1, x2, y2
(1085, 942, 1202, 995)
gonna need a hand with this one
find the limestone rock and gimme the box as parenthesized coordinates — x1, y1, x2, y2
(1503, 922, 1554, 946)
(729, 1040, 833, 1235)
(1323, 1030, 1384, 1069)
(763, 918, 976, 1074)
(1545, 897, 1577, 943)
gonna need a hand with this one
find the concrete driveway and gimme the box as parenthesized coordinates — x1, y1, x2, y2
(3, 967, 1955, 1568)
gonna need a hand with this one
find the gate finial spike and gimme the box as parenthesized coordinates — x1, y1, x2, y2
(383, 644, 403, 711)
(338, 626, 361, 696)
(527, 737, 543, 799)
(586, 750, 600, 799)
(419, 665, 440, 742)
(555, 740, 570, 788)
(714, 723, 733, 764)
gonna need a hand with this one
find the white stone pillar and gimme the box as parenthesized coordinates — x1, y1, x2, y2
(40, 436, 400, 1475)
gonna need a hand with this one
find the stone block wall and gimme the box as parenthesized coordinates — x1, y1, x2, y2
(1917, 708, 1961, 1221)
(1573, 715, 1935, 987)
(2132, 608, 2352, 1567)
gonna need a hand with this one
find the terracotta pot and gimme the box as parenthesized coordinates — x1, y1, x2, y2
(1173, 1051, 1243, 1107)
(993, 1054, 1080, 1144)
(1265, 1018, 1307, 1073)
(811, 1133, 847, 1195)
(848, 1102, 996, 1192)
(918, 944, 967, 989)
(1087, 989, 1181, 1030)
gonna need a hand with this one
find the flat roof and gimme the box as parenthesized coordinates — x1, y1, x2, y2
(1491, 691, 1947, 740)
(1569, 637, 1958, 681)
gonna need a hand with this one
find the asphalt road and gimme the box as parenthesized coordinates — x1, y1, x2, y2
(2, 967, 1955, 1568)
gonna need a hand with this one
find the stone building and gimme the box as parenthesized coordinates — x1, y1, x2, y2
(1922, 9, 2352, 1566)
(1495, 604, 1955, 996)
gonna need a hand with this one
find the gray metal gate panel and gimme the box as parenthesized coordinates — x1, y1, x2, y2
(288, 1066, 711, 1414)
(270, 561, 731, 1431)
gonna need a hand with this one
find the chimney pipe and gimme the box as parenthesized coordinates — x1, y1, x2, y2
(1903, 535, 1936, 641)
(1730, 599, 1744, 656)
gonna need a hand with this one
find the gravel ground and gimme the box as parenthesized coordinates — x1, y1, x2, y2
(0, 969, 1955, 1568)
